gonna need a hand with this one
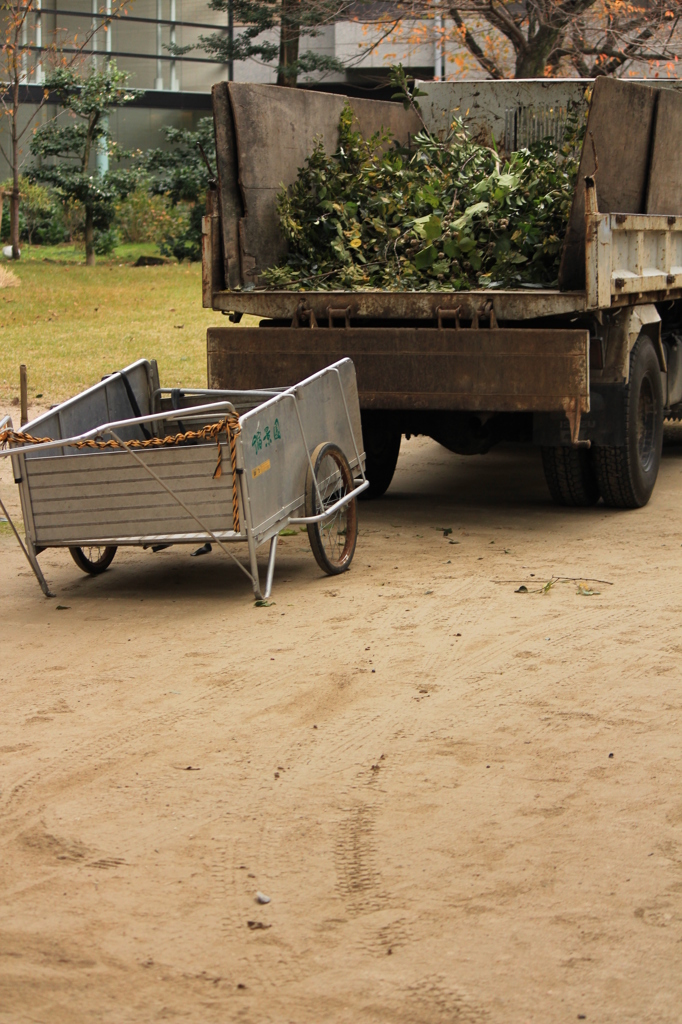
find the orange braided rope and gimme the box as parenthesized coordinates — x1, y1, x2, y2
(0, 415, 242, 533)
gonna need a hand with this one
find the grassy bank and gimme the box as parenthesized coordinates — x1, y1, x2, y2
(0, 251, 257, 407)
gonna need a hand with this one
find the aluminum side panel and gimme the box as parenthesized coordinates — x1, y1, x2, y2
(239, 359, 363, 536)
(25, 444, 233, 545)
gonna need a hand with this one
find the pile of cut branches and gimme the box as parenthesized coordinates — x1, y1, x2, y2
(262, 71, 586, 293)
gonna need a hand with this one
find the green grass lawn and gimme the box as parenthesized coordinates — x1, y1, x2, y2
(0, 245, 258, 407)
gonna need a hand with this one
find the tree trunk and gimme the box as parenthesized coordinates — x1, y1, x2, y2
(84, 206, 95, 266)
(11, 79, 20, 260)
(10, 187, 20, 258)
(277, 0, 300, 87)
(514, 26, 562, 77)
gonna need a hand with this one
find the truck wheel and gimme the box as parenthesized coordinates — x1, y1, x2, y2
(541, 446, 600, 506)
(592, 335, 663, 508)
(360, 412, 401, 499)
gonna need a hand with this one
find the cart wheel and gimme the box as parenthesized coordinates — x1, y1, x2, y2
(69, 545, 117, 575)
(305, 442, 358, 575)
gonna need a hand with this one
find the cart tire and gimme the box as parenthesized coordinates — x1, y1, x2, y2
(305, 442, 358, 576)
(541, 446, 600, 506)
(360, 412, 401, 499)
(592, 335, 663, 508)
(69, 545, 117, 575)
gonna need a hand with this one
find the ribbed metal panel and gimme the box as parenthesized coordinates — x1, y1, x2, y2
(26, 444, 233, 544)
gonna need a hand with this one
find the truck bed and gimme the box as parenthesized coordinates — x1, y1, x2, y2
(205, 77, 682, 321)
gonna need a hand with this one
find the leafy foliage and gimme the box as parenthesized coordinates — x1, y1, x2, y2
(142, 117, 215, 205)
(158, 202, 204, 263)
(141, 117, 214, 262)
(263, 74, 585, 293)
(1, 176, 66, 245)
(93, 225, 119, 256)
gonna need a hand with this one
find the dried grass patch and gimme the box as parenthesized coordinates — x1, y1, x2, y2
(0, 265, 20, 288)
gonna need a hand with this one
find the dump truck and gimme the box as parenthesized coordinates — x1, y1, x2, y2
(202, 75, 682, 508)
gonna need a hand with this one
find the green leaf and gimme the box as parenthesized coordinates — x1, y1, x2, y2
(420, 190, 441, 210)
(453, 202, 489, 230)
(423, 215, 442, 240)
(414, 245, 437, 269)
(496, 173, 520, 190)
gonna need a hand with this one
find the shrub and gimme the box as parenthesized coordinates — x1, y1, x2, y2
(62, 201, 85, 243)
(114, 185, 177, 244)
(94, 226, 119, 256)
(142, 117, 215, 263)
(1, 178, 69, 246)
(158, 201, 202, 263)
(0, 193, 25, 243)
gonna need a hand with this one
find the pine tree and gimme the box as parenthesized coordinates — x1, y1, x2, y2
(0, 0, 126, 260)
(30, 62, 139, 265)
(172, 0, 357, 88)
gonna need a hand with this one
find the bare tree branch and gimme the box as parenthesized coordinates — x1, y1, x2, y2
(391, 0, 682, 80)
(448, 5, 505, 77)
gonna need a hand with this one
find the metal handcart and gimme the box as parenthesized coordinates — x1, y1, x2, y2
(0, 358, 367, 600)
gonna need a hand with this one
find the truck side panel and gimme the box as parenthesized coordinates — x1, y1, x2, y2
(214, 83, 421, 288)
(646, 87, 682, 215)
(559, 78, 658, 291)
(212, 83, 243, 291)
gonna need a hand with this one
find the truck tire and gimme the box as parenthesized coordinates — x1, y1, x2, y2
(592, 335, 663, 508)
(541, 446, 600, 506)
(360, 412, 401, 499)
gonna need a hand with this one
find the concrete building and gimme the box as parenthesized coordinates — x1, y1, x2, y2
(0, 0, 450, 178)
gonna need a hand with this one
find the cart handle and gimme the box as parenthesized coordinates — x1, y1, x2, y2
(288, 478, 369, 524)
(0, 401, 238, 458)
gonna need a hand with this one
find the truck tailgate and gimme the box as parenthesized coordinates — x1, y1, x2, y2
(208, 326, 589, 414)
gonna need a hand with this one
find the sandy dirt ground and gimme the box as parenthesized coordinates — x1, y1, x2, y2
(2, 422, 682, 1024)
